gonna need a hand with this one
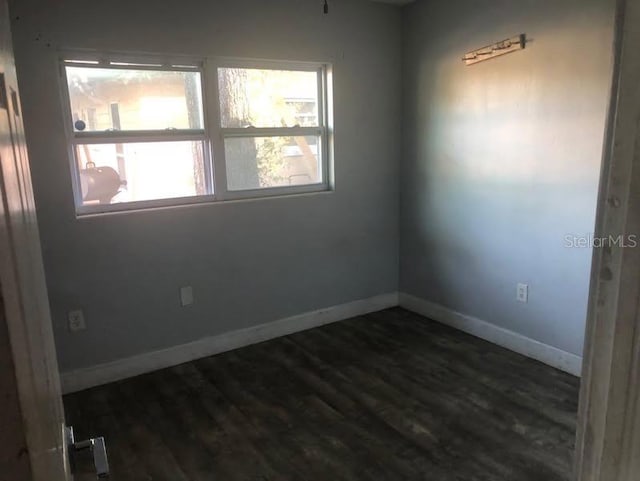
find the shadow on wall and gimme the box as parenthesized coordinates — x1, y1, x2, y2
(402, 0, 614, 356)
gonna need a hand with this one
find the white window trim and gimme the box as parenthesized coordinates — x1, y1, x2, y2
(208, 57, 331, 202)
(59, 52, 333, 216)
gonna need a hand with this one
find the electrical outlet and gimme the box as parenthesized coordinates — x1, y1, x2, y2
(517, 283, 529, 303)
(180, 286, 194, 307)
(68, 309, 86, 332)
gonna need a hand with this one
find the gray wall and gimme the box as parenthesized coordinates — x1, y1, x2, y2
(401, 0, 615, 356)
(9, 0, 401, 372)
(10, 0, 613, 373)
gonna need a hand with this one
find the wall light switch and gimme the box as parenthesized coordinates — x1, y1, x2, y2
(517, 283, 529, 303)
(68, 309, 86, 332)
(180, 286, 194, 307)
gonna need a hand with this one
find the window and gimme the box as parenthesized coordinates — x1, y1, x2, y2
(63, 61, 210, 211)
(61, 56, 331, 214)
(217, 66, 327, 192)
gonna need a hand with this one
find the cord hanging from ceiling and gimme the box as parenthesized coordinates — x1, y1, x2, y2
(324, 0, 329, 14)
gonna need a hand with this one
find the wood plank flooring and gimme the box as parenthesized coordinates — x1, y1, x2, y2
(64, 307, 580, 481)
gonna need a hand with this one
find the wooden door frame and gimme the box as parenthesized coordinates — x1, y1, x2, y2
(575, 0, 640, 480)
(0, 0, 70, 479)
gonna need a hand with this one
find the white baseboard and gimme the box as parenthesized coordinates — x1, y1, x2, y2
(61, 290, 582, 393)
(399, 293, 583, 377)
(61, 292, 399, 394)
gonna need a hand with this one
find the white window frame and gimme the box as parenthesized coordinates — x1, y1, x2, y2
(60, 53, 214, 215)
(209, 58, 331, 201)
(59, 52, 333, 216)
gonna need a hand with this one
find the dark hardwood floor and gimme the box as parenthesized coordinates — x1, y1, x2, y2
(64, 307, 580, 481)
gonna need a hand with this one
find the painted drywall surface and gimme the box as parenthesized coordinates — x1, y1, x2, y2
(9, 0, 402, 372)
(401, 0, 615, 356)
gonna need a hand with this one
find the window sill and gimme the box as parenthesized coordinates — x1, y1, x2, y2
(74, 185, 334, 219)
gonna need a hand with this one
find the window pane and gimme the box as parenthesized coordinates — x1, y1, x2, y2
(218, 68, 319, 128)
(225, 136, 321, 190)
(66, 66, 204, 132)
(75, 141, 207, 204)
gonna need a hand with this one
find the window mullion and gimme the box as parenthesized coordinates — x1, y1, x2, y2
(72, 130, 206, 145)
(221, 127, 322, 138)
(317, 67, 325, 129)
(205, 58, 228, 199)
